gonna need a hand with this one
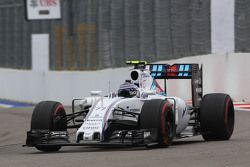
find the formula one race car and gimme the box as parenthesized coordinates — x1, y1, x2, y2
(25, 61, 235, 152)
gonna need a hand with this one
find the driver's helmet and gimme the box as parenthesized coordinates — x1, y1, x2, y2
(118, 80, 139, 98)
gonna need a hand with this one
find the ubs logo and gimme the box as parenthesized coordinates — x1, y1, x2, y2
(40, 0, 57, 7)
(30, 0, 38, 7)
(30, 0, 57, 8)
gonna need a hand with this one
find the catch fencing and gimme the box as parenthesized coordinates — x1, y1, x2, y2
(0, 0, 211, 70)
(235, 0, 250, 52)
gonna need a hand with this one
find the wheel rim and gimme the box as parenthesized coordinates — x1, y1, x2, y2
(161, 102, 174, 145)
(167, 110, 174, 139)
(52, 104, 66, 131)
(224, 98, 234, 135)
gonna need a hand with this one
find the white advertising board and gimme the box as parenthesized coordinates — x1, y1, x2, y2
(26, 0, 61, 20)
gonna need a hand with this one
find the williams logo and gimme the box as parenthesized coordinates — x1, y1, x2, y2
(130, 108, 140, 112)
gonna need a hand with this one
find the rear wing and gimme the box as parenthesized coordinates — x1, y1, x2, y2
(126, 61, 203, 107)
(147, 64, 195, 79)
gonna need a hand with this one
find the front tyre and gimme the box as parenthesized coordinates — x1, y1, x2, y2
(200, 93, 235, 141)
(30, 101, 67, 152)
(140, 99, 175, 147)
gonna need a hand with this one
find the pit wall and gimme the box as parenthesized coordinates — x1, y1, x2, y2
(0, 53, 249, 105)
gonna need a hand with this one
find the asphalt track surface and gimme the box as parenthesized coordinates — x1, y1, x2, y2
(0, 107, 250, 167)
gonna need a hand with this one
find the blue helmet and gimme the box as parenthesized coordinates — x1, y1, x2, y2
(118, 81, 139, 98)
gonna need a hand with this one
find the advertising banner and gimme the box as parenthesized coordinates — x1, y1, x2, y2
(26, 0, 61, 20)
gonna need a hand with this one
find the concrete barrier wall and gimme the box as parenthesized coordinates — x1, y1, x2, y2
(0, 53, 249, 105)
(164, 53, 249, 102)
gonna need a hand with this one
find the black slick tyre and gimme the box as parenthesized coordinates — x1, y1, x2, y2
(140, 99, 175, 147)
(31, 101, 67, 152)
(200, 93, 235, 141)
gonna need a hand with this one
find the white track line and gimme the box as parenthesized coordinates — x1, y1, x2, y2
(0, 104, 13, 108)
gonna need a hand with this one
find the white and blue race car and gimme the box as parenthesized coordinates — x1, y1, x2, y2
(25, 61, 235, 152)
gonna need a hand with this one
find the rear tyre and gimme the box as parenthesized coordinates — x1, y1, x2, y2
(140, 99, 175, 147)
(200, 93, 235, 141)
(31, 101, 67, 152)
